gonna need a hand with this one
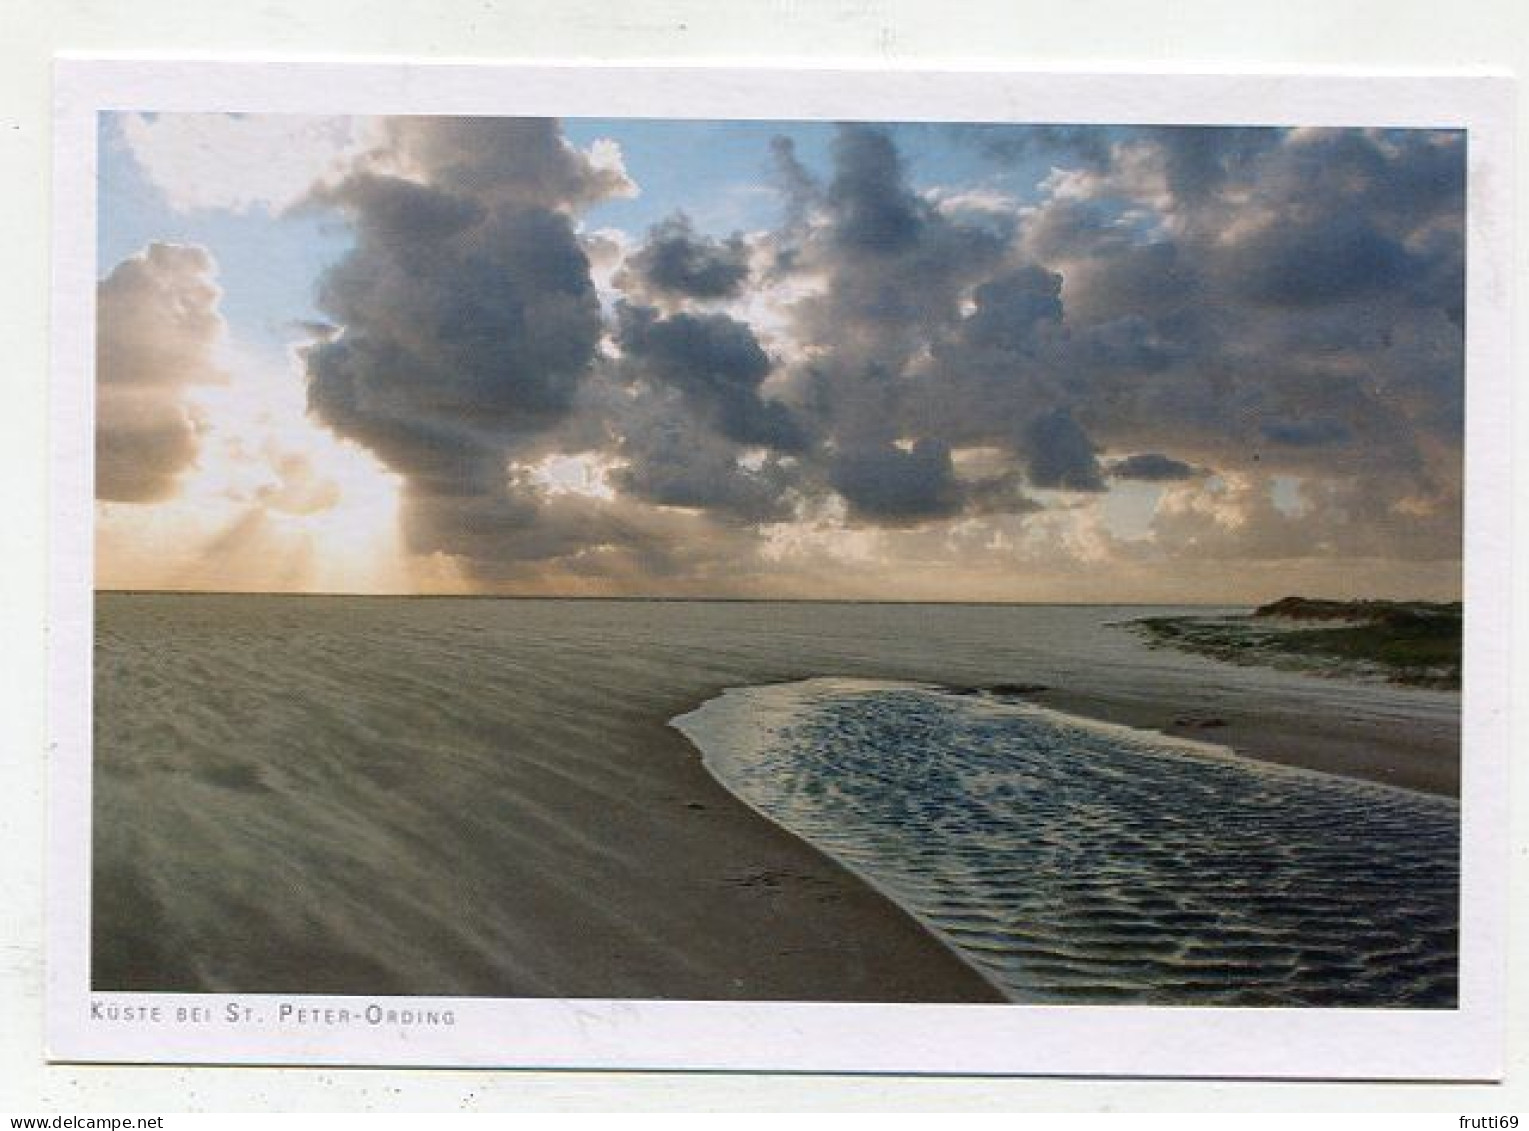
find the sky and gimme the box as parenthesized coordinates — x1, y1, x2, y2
(94, 113, 1465, 602)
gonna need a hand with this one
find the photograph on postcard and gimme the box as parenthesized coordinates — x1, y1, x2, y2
(88, 108, 1466, 1010)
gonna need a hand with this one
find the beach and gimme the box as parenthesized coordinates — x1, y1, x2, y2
(93, 594, 1460, 1001)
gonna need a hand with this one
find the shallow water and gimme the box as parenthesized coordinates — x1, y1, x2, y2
(674, 678, 1459, 1007)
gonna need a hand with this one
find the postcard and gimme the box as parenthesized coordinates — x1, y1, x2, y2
(48, 59, 1513, 1075)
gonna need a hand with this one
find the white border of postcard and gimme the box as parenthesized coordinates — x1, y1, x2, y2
(48, 58, 1514, 1077)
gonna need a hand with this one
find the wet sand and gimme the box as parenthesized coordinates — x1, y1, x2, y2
(1040, 686, 1458, 797)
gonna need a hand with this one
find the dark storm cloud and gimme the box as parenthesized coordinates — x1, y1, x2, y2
(780, 123, 1013, 460)
(963, 123, 1114, 172)
(1259, 418, 1353, 448)
(1248, 128, 1465, 234)
(1062, 239, 1202, 324)
(300, 118, 620, 576)
(1199, 131, 1465, 320)
(1009, 128, 1460, 466)
(621, 213, 751, 301)
(822, 124, 1011, 314)
(1142, 126, 1281, 205)
(289, 117, 1464, 583)
(809, 125, 1008, 331)
(826, 125, 927, 254)
(615, 303, 807, 451)
(766, 123, 1460, 552)
(962, 266, 1064, 352)
(897, 126, 1458, 560)
(1223, 210, 1418, 309)
(308, 174, 601, 453)
(610, 410, 800, 523)
(828, 439, 963, 525)
(1107, 453, 1202, 482)
(96, 243, 225, 502)
(1023, 410, 1106, 493)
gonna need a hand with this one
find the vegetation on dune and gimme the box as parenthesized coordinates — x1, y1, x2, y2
(1252, 596, 1462, 625)
(1137, 597, 1461, 690)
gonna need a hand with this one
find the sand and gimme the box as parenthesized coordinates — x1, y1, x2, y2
(92, 595, 1459, 1000)
(1044, 686, 1458, 797)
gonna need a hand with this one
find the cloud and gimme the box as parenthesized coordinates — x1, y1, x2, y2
(610, 411, 800, 523)
(301, 117, 623, 577)
(1000, 127, 1464, 526)
(829, 439, 962, 525)
(255, 450, 342, 516)
(274, 118, 1464, 591)
(1023, 410, 1106, 493)
(1106, 453, 1202, 482)
(96, 243, 227, 502)
(615, 303, 807, 451)
(358, 116, 635, 210)
(963, 123, 1115, 172)
(826, 126, 927, 253)
(619, 213, 751, 302)
(1143, 126, 1280, 206)
(753, 122, 1459, 567)
(308, 174, 601, 453)
(1221, 210, 1418, 309)
(117, 113, 376, 214)
(772, 124, 1013, 461)
(762, 136, 823, 276)
(770, 135, 821, 222)
(961, 266, 1064, 352)
(1259, 419, 1353, 448)
(1147, 470, 1460, 565)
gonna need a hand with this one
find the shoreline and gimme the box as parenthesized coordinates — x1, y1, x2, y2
(671, 667, 1459, 799)
(670, 684, 1020, 1003)
(1030, 683, 1458, 798)
(611, 694, 1009, 1003)
(669, 675, 1455, 1002)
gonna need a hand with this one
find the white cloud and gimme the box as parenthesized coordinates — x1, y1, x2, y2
(96, 243, 227, 502)
(585, 138, 639, 200)
(926, 186, 1022, 215)
(519, 453, 619, 501)
(118, 113, 380, 214)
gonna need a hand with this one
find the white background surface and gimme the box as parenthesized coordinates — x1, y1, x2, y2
(2, 0, 1524, 1113)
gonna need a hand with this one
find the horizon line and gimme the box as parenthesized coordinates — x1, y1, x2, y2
(92, 588, 1458, 608)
